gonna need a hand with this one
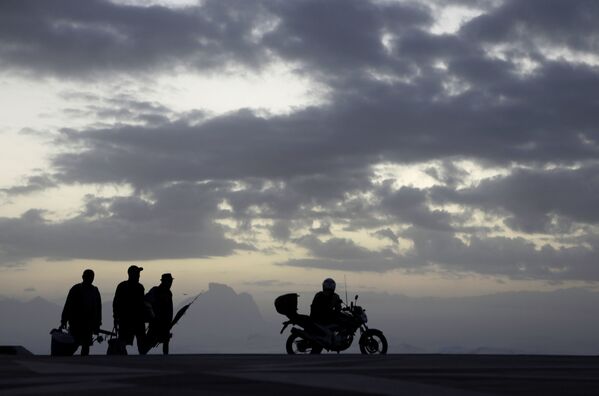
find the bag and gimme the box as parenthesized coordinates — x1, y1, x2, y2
(106, 328, 127, 355)
(50, 328, 78, 356)
(274, 293, 299, 317)
(107, 339, 127, 355)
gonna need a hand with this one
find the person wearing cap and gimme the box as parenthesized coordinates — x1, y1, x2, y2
(60, 269, 102, 356)
(113, 265, 147, 354)
(144, 273, 174, 355)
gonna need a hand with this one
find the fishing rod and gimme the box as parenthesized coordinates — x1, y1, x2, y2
(170, 291, 203, 329)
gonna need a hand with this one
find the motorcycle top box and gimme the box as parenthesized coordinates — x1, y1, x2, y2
(274, 293, 299, 317)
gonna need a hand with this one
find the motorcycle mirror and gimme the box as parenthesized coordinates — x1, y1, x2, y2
(355, 294, 359, 301)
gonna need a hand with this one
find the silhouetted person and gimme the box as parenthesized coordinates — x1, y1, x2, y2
(113, 265, 147, 354)
(144, 273, 174, 355)
(309, 277, 342, 354)
(61, 269, 102, 356)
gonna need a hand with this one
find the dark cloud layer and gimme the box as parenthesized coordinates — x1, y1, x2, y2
(262, 0, 431, 76)
(463, 0, 599, 53)
(402, 227, 599, 281)
(432, 165, 599, 233)
(0, 183, 248, 263)
(1, 0, 599, 280)
(0, 0, 267, 76)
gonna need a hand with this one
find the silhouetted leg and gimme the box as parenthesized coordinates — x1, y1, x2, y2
(72, 329, 91, 356)
(116, 325, 135, 355)
(162, 340, 169, 355)
(136, 325, 148, 355)
(137, 339, 147, 355)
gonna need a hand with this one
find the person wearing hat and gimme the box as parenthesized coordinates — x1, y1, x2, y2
(112, 265, 147, 354)
(143, 273, 174, 355)
(60, 269, 102, 356)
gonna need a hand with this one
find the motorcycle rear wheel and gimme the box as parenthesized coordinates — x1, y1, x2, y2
(359, 329, 388, 355)
(286, 333, 317, 354)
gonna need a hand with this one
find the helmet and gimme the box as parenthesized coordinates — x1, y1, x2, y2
(322, 278, 336, 292)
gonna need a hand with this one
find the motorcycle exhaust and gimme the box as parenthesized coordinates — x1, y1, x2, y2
(290, 327, 307, 337)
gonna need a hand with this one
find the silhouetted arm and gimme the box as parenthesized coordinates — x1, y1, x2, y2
(113, 283, 123, 326)
(333, 293, 342, 312)
(94, 286, 102, 332)
(310, 292, 323, 319)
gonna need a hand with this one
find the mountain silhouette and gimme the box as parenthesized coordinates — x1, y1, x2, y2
(358, 288, 599, 355)
(167, 283, 278, 353)
(0, 283, 279, 355)
(0, 296, 61, 354)
(3, 287, 599, 354)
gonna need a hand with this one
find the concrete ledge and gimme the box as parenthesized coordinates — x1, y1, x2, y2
(0, 345, 34, 356)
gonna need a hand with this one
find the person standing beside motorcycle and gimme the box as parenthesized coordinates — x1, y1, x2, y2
(61, 269, 102, 356)
(309, 278, 342, 353)
(144, 273, 174, 355)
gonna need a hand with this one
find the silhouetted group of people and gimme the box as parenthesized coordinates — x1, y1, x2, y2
(60, 265, 173, 355)
(61, 266, 343, 356)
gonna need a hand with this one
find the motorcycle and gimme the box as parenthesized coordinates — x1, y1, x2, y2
(275, 293, 388, 355)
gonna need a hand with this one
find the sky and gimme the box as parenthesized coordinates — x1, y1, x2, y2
(1, 0, 599, 309)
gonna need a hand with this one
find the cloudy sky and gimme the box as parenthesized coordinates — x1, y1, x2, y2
(1, 0, 599, 305)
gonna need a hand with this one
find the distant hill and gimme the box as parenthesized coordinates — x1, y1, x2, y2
(169, 282, 279, 353)
(355, 288, 599, 355)
(0, 296, 61, 354)
(99, 282, 279, 354)
(0, 283, 279, 355)
(3, 286, 599, 355)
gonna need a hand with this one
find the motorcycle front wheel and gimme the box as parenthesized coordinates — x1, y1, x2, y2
(286, 333, 318, 354)
(359, 329, 388, 355)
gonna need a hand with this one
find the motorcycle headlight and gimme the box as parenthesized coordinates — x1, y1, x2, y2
(361, 312, 368, 323)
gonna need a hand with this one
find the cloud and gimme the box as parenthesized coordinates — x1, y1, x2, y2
(379, 186, 454, 231)
(242, 279, 293, 287)
(424, 160, 470, 188)
(431, 164, 599, 232)
(269, 220, 291, 242)
(262, 0, 431, 76)
(373, 228, 399, 244)
(0, 183, 250, 264)
(401, 227, 599, 281)
(462, 0, 599, 54)
(1, 174, 57, 196)
(294, 235, 376, 261)
(276, 223, 599, 280)
(280, 257, 400, 273)
(49, 58, 599, 193)
(2, 0, 599, 282)
(0, 0, 267, 77)
(279, 235, 401, 272)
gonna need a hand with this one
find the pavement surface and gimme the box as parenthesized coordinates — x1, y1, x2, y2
(1, 354, 599, 395)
